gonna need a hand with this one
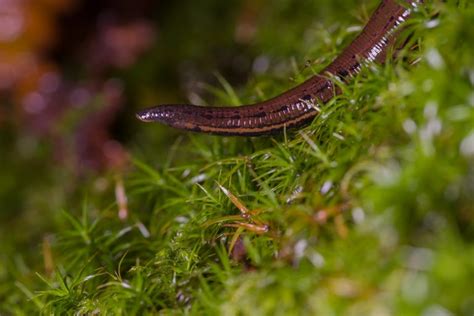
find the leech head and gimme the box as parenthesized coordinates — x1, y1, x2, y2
(136, 105, 203, 131)
(136, 105, 176, 123)
(136, 109, 154, 122)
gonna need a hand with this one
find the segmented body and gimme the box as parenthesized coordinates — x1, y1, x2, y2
(137, 0, 418, 136)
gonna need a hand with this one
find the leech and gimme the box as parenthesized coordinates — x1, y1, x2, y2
(137, 0, 420, 136)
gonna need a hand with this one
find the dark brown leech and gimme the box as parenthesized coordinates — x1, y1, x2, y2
(137, 0, 419, 136)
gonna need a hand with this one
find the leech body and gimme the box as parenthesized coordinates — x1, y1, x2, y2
(137, 0, 419, 136)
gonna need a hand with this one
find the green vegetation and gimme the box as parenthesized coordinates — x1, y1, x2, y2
(1, 0, 473, 315)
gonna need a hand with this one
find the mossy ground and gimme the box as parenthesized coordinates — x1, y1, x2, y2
(0, 1, 473, 315)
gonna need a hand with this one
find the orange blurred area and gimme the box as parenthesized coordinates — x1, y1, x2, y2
(0, 0, 72, 88)
(0, 0, 156, 173)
